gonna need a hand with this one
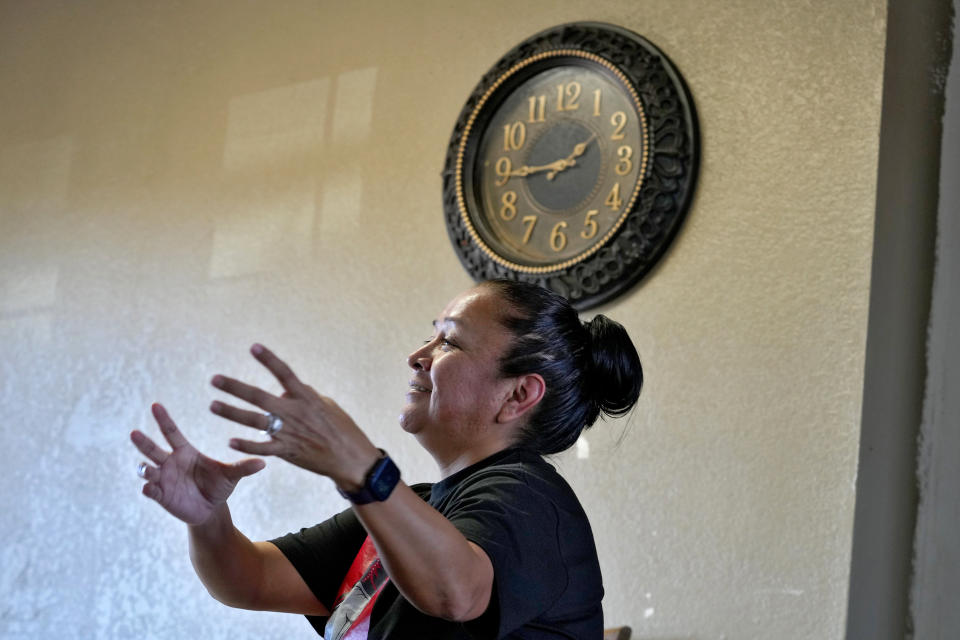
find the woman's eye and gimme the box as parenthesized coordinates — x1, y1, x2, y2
(422, 334, 456, 349)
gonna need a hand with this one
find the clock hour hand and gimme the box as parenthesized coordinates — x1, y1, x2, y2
(508, 159, 568, 178)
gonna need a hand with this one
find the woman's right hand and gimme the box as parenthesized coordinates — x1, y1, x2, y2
(131, 403, 265, 526)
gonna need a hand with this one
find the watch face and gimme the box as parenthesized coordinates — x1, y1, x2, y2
(468, 57, 647, 269)
(443, 23, 699, 310)
(369, 456, 401, 500)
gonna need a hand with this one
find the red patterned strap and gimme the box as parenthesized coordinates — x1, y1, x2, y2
(324, 536, 390, 640)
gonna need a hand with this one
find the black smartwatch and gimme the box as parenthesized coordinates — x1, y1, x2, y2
(338, 449, 401, 505)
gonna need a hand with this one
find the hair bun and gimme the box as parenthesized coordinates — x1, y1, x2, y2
(584, 315, 643, 418)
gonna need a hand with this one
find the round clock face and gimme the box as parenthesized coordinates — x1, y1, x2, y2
(443, 23, 699, 310)
(468, 58, 646, 269)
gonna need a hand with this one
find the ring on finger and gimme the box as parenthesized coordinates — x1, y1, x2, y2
(137, 462, 148, 479)
(263, 412, 284, 437)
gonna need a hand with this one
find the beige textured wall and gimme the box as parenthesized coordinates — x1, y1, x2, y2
(0, 1, 886, 638)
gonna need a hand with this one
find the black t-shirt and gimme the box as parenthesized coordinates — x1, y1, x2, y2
(271, 448, 604, 639)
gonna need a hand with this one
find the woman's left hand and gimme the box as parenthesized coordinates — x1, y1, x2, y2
(209, 343, 382, 491)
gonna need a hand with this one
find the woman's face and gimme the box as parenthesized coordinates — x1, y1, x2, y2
(399, 286, 517, 449)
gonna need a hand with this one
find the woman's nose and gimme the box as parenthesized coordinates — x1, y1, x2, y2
(407, 344, 432, 370)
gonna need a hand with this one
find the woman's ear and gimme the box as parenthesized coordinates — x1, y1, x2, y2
(496, 373, 545, 424)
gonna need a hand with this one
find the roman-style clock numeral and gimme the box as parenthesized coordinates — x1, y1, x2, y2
(605, 183, 623, 211)
(494, 157, 512, 186)
(550, 222, 569, 252)
(521, 215, 538, 245)
(581, 210, 599, 239)
(500, 191, 518, 220)
(556, 81, 582, 111)
(528, 95, 546, 123)
(615, 146, 633, 176)
(503, 121, 526, 151)
(611, 111, 627, 140)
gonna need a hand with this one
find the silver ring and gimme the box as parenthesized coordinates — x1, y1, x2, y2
(263, 412, 284, 436)
(137, 462, 148, 479)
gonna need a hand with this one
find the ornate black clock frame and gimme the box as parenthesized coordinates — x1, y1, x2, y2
(441, 22, 699, 310)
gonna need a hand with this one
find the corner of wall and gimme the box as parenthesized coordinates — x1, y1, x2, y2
(845, 0, 954, 638)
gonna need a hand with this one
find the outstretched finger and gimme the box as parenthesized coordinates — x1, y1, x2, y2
(209, 400, 270, 431)
(130, 430, 169, 465)
(250, 343, 307, 396)
(211, 375, 284, 414)
(229, 437, 283, 457)
(151, 403, 190, 450)
(223, 457, 267, 482)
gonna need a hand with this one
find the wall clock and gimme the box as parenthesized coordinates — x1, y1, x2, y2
(442, 22, 699, 309)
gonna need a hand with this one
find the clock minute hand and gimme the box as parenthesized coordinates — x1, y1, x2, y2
(546, 133, 598, 180)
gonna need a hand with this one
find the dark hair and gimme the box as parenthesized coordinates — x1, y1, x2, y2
(480, 279, 643, 455)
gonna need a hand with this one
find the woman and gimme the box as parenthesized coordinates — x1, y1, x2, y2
(131, 280, 642, 638)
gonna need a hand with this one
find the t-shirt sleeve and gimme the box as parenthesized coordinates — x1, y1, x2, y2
(269, 508, 367, 633)
(441, 470, 568, 637)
